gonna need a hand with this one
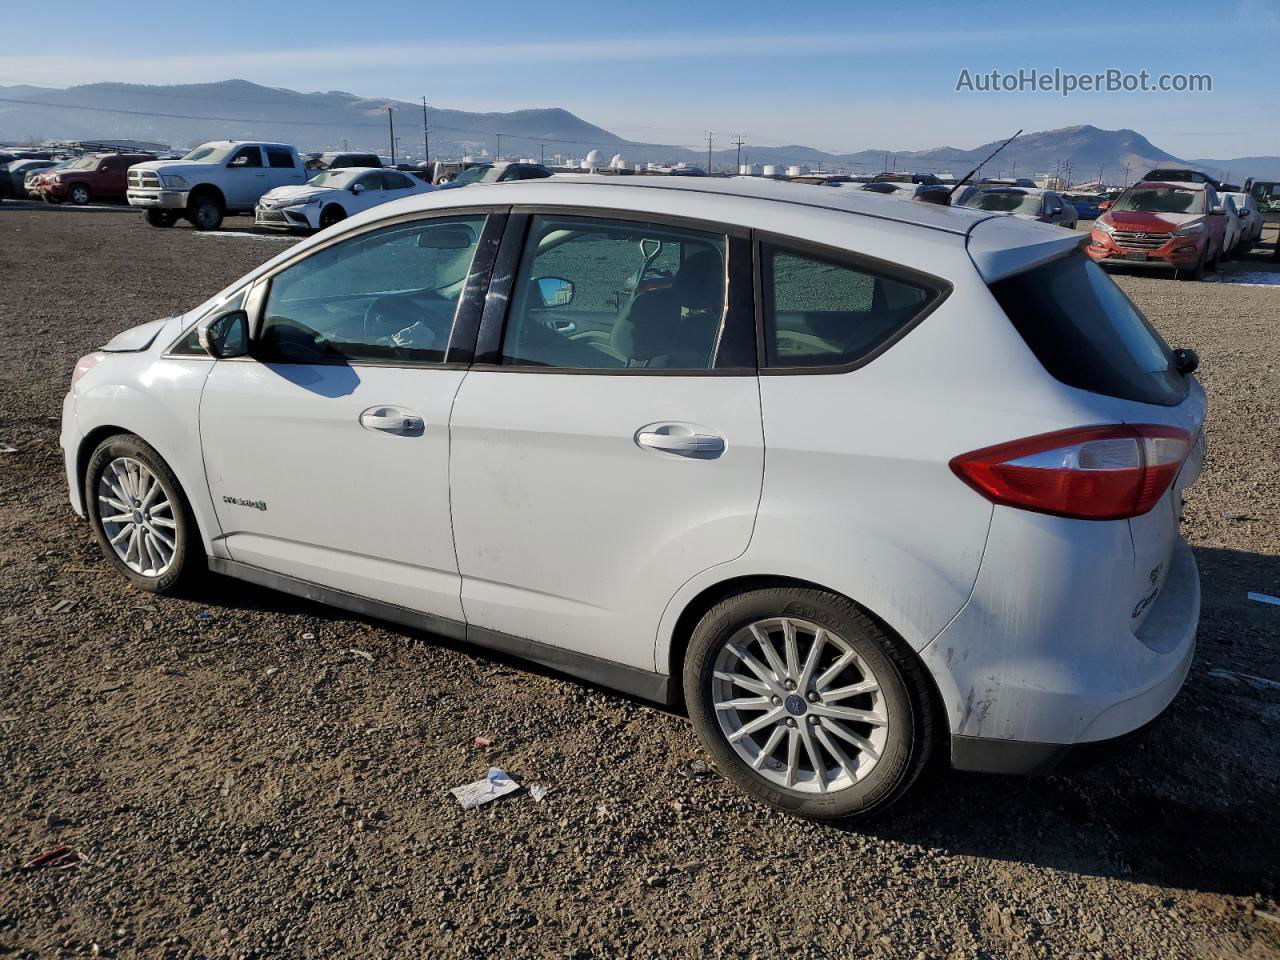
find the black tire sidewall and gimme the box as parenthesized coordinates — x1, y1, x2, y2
(189, 196, 223, 231)
(70, 184, 90, 205)
(84, 435, 198, 593)
(683, 588, 923, 820)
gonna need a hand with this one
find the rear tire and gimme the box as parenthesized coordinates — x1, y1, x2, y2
(68, 183, 91, 206)
(145, 209, 178, 228)
(683, 587, 935, 820)
(84, 434, 203, 595)
(187, 194, 224, 231)
(318, 204, 346, 230)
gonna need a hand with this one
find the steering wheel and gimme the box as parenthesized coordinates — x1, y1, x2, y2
(363, 295, 424, 339)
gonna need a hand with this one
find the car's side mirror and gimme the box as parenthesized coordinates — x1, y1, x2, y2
(352, 182, 365, 194)
(198, 309, 250, 359)
(533, 276, 575, 308)
(1173, 348, 1199, 374)
(1209, 205, 1225, 215)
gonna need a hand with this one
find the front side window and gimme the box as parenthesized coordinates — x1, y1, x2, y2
(228, 147, 262, 168)
(762, 244, 939, 368)
(500, 215, 727, 370)
(257, 216, 487, 365)
(266, 148, 295, 169)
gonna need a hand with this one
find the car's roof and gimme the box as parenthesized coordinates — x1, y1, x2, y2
(521, 174, 991, 235)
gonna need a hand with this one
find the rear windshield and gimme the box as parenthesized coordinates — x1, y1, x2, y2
(989, 252, 1187, 406)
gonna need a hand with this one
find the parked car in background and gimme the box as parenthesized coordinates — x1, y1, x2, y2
(961, 187, 1078, 227)
(34, 153, 156, 205)
(7, 158, 59, 197)
(26, 159, 74, 198)
(256, 167, 435, 231)
(1088, 180, 1227, 279)
(852, 181, 951, 202)
(1218, 195, 1243, 260)
(1064, 192, 1107, 220)
(1222, 191, 1264, 252)
(1244, 179, 1280, 213)
(437, 161, 554, 189)
(128, 141, 309, 230)
(304, 151, 382, 172)
(62, 176, 1205, 821)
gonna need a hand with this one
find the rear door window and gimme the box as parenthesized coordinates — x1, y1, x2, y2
(989, 252, 1186, 406)
(761, 243, 943, 369)
(265, 148, 296, 169)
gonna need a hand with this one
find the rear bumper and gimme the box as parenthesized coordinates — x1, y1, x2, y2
(921, 512, 1200, 775)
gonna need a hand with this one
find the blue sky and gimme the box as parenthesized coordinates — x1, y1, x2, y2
(1, 0, 1276, 158)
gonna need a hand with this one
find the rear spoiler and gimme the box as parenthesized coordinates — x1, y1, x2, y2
(966, 216, 1088, 283)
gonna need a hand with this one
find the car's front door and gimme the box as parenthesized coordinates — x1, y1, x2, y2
(448, 212, 763, 671)
(199, 212, 498, 621)
(224, 145, 267, 209)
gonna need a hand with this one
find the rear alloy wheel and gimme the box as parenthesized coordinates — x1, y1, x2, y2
(187, 194, 224, 231)
(85, 434, 202, 593)
(684, 587, 934, 819)
(68, 183, 91, 205)
(318, 204, 346, 230)
(145, 209, 178, 228)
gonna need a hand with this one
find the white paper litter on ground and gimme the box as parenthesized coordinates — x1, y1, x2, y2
(529, 783, 549, 802)
(450, 767, 520, 809)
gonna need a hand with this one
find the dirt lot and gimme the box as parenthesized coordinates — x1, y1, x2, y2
(1, 205, 1278, 960)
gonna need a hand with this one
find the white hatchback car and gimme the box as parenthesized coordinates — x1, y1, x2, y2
(62, 177, 1206, 819)
(255, 167, 434, 232)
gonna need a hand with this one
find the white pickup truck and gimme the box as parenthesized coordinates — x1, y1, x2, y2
(127, 141, 308, 230)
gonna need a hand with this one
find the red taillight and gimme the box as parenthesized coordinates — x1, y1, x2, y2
(71, 353, 101, 390)
(950, 424, 1191, 521)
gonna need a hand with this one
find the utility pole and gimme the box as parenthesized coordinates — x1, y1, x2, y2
(387, 107, 395, 165)
(733, 134, 745, 172)
(540, 144, 545, 165)
(343, 138, 349, 151)
(1123, 162, 1130, 187)
(422, 97, 430, 165)
(706, 131, 714, 174)
(495, 133, 501, 161)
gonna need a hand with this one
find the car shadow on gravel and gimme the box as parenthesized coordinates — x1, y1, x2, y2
(843, 545, 1280, 899)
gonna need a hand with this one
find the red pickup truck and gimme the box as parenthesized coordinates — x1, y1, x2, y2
(33, 153, 155, 205)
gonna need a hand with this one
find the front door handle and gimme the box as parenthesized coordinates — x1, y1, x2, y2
(635, 422, 726, 459)
(360, 406, 425, 436)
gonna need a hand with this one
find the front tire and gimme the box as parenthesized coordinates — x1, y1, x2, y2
(187, 194, 224, 231)
(84, 434, 203, 594)
(68, 183, 91, 206)
(318, 204, 346, 230)
(683, 587, 935, 820)
(145, 209, 178, 228)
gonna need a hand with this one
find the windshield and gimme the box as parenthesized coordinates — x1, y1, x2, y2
(306, 169, 359, 188)
(181, 143, 233, 163)
(452, 165, 493, 186)
(965, 190, 1041, 214)
(1112, 187, 1205, 215)
(66, 156, 99, 170)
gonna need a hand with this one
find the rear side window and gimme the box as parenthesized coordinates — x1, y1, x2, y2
(761, 243, 941, 368)
(265, 148, 295, 169)
(990, 252, 1186, 406)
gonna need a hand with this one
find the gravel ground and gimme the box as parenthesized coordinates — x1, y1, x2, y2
(1, 205, 1278, 960)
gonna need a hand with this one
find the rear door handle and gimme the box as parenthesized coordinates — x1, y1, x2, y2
(359, 406, 425, 436)
(635, 422, 726, 459)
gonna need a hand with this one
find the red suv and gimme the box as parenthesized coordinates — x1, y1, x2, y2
(34, 153, 155, 206)
(1087, 181, 1227, 280)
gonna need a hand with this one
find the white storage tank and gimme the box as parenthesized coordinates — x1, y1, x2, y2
(762, 164, 782, 177)
(739, 163, 761, 176)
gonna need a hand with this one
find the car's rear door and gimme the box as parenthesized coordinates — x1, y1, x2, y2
(198, 210, 504, 623)
(448, 211, 762, 671)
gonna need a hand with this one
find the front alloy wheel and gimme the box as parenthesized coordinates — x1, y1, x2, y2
(684, 587, 934, 819)
(85, 434, 201, 593)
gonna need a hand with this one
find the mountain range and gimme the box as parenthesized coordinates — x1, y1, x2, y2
(2, 79, 1277, 182)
